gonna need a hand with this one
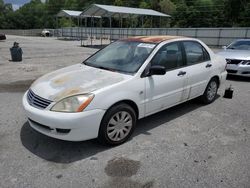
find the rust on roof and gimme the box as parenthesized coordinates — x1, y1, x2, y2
(124, 35, 184, 43)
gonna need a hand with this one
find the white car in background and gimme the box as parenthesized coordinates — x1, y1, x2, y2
(41, 29, 50, 37)
(217, 39, 250, 77)
(23, 36, 227, 145)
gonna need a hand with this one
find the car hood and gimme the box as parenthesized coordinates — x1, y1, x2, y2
(30, 64, 129, 101)
(217, 49, 250, 60)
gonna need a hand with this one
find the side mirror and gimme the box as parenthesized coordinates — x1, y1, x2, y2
(149, 65, 166, 76)
(222, 46, 227, 50)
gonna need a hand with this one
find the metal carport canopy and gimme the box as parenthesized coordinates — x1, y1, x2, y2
(57, 10, 82, 18)
(57, 10, 101, 18)
(81, 4, 171, 18)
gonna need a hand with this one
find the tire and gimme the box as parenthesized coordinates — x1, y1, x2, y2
(201, 78, 218, 104)
(98, 103, 136, 146)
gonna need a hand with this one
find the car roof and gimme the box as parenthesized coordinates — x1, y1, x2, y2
(123, 35, 186, 44)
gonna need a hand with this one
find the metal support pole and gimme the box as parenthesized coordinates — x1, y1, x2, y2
(56, 16, 58, 37)
(70, 17, 72, 39)
(159, 16, 162, 28)
(150, 16, 153, 35)
(121, 15, 123, 39)
(142, 16, 144, 28)
(80, 17, 83, 46)
(109, 16, 112, 43)
(100, 17, 103, 46)
(78, 17, 80, 40)
(127, 15, 129, 38)
(119, 14, 121, 39)
(85, 17, 87, 41)
(91, 16, 93, 46)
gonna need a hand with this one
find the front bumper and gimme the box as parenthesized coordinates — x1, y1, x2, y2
(226, 64, 250, 77)
(22, 91, 106, 141)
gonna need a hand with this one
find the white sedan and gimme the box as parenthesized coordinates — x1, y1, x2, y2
(23, 36, 227, 145)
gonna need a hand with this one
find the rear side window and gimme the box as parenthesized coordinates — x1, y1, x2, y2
(183, 41, 210, 65)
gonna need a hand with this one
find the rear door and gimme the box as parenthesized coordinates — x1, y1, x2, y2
(181, 41, 212, 100)
(145, 42, 187, 115)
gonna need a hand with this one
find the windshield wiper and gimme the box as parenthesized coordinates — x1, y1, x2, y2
(83, 61, 116, 72)
(83, 62, 133, 74)
(95, 66, 117, 72)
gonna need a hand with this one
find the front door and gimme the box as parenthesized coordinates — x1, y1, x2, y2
(145, 42, 187, 115)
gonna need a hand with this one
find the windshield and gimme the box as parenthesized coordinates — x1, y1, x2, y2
(84, 41, 156, 73)
(227, 40, 250, 50)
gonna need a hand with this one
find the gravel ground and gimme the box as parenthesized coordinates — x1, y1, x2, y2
(0, 35, 249, 188)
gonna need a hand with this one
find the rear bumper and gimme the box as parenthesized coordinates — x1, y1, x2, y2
(23, 91, 106, 141)
(220, 71, 227, 86)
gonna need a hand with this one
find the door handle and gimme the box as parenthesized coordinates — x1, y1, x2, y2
(206, 64, 212, 68)
(178, 71, 186, 76)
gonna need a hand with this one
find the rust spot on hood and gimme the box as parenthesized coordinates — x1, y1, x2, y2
(52, 76, 70, 85)
(54, 88, 81, 101)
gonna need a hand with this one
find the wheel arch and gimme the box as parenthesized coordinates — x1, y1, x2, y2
(210, 75, 220, 88)
(105, 100, 139, 120)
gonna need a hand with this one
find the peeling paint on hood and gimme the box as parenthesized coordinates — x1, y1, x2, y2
(30, 64, 129, 101)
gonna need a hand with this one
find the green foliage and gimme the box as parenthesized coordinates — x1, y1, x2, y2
(59, 17, 76, 27)
(114, 0, 124, 6)
(139, 1, 150, 9)
(0, 0, 249, 29)
(159, 0, 176, 14)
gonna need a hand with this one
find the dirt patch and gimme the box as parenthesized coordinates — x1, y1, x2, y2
(105, 157, 141, 177)
(0, 79, 34, 92)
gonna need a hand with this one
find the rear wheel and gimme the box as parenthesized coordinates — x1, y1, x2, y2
(201, 78, 218, 104)
(98, 103, 136, 146)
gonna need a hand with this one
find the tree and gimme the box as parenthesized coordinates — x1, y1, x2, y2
(0, 0, 250, 29)
(159, 0, 176, 14)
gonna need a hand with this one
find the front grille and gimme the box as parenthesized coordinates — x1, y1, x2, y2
(227, 69, 237, 74)
(27, 89, 52, 109)
(226, 59, 242, 65)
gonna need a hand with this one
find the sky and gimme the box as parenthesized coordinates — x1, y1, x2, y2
(4, 0, 45, 10)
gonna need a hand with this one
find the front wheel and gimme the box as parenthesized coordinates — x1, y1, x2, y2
(98, 103, 136, 146)
(201, 78, 218, 104)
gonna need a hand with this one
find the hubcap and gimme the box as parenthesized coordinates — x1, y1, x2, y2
(207, 81, 217, 101)
(107, 111, 133, 142)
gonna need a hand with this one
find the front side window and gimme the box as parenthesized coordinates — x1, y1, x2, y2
(84, 41, 156, 73)
(183, 41, 210, 65)
(151, 42, 184, 70)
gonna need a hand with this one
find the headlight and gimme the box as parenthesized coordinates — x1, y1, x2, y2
(241, 60, 250, 65)
(51, 94, 94, 112)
